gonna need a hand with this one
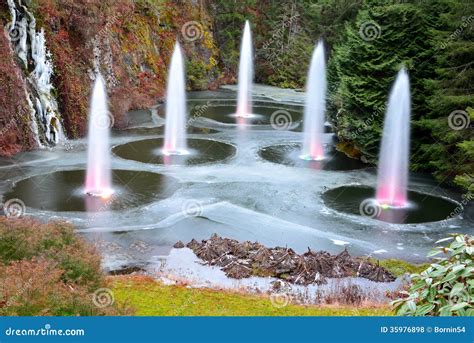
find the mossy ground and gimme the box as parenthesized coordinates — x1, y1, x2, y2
(111, 275, 394, 316)
(377, 259, 429, 277)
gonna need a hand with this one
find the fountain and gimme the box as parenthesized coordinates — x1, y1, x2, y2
(162, 42, 189, 156)
(300, 40, 326, 161)
(375, 68, 411, 207)
(235, 20, 253, 119)
(321, 67, 457, 224)
(84, 73, 113, 198)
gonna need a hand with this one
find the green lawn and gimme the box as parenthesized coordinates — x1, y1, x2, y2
(111, 276, 393, 316)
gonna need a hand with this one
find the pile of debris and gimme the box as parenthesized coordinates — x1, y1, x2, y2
(174, 234, 396, 285)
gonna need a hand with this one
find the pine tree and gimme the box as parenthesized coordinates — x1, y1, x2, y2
(329, 2, 435, 161)
(413, 0, 474, 191)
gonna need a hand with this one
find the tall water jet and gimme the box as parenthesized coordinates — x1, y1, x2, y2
(162, 42, 188, 155)
(376, 68, 411, 207)
(300, 40, 326, 161)
(85, 73, 113, 198)
(235, 20, 253, 118)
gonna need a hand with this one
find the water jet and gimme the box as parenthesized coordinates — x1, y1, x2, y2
(162, 42, 189, 156)
(235, 21, 253, 119)
(375, 68, 410, 207)
(85, 73, 113, 198)
(300, 40, 326, 161)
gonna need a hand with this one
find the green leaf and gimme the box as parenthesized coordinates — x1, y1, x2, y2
(407, 301, 416, 313)
(451, 302, 468, 312)
(450, 283, 464, 297)
(427, 249, 442, 257)
(436, 237, 454, 244)
(415, 303, 434, 315)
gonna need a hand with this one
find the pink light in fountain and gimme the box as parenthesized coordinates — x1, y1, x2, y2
(162, 42, 189, 156)
(376, 68, 411, 207)
(85, 73, 113, 198)
(235, 20, 253, 119)
(300, 40, 326, 161)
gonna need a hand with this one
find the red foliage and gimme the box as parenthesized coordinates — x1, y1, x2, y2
(0, 25, 36, 156)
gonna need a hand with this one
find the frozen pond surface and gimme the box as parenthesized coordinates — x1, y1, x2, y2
(0, 86, 472, 284)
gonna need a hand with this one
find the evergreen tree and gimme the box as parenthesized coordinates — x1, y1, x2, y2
(329, 2, 435, 161)
(413, 0, 474, 191)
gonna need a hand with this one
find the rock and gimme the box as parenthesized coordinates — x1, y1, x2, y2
(173, 241, 185, 249)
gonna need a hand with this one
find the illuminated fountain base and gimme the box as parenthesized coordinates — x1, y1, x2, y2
(161, 149, 191, 157)
(258, 143, 365, 171)
(322, 185, 460, 224)
(188, 101, 303, 128)
(3, 170, 179, 212)
(113, 138, 236, 166)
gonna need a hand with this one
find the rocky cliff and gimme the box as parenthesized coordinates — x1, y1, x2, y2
(0, 0, 221, 155)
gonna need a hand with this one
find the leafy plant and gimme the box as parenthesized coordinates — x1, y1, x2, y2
(392, 234, 473, 316)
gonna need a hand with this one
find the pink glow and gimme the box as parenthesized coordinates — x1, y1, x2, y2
(376, 68, 411, 207)
(309, 142, 325, 161)
(85, 74, 113, 197)
(235, 21, 253, 119)
(162, 42, 188, 156)
(301, 41, 326, 161)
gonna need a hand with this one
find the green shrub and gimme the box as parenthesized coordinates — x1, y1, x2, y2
(0, 218, 127, 316)
(392, 234, 473, 316)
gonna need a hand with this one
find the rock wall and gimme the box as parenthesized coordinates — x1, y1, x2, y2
(0, 0, 221, 155)
(0, 21, 36, 156)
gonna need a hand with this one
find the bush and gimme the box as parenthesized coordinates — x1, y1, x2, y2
(392, 234, 473, 316)
(0, 218, 102, 290)
(0, 218, 126, 316)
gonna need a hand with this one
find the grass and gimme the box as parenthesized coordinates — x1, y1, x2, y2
(376, 259, 429, 277)
(111, 275, 394, 316)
